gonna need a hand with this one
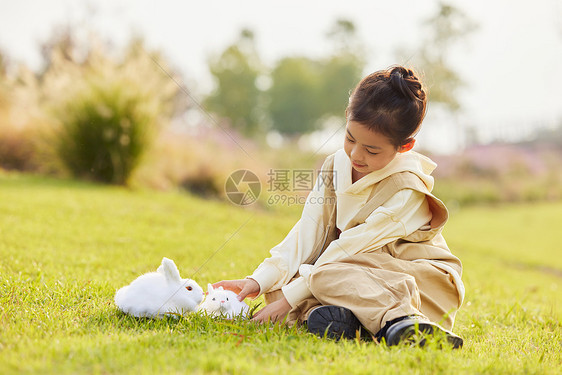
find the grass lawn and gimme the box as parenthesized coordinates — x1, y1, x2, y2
(1, 172, 561, 374)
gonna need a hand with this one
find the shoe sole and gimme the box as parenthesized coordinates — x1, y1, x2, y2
(307, 306, 362, 340)
(385, 320, 464, 349)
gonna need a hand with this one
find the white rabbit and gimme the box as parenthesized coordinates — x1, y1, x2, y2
(115, 257, 204, 318)
(198, 283, 249, 319)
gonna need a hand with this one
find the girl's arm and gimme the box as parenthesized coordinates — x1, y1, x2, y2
(246, 158, 334, 299)
(312, 188, 429, 267)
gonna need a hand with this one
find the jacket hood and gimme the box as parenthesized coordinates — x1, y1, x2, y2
(334, 148, 437, 195)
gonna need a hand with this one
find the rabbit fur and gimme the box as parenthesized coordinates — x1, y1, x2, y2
(115, 257, 204, 318)
(198, 283, 249, 319)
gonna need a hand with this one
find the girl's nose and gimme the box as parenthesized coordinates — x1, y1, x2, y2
(350, 146, 362, 160)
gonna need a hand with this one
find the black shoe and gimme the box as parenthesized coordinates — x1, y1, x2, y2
(307, 305, 364, 340)
(384, 317, 464, 349)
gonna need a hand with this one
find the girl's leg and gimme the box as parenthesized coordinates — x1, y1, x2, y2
(308, 252, 459, 334)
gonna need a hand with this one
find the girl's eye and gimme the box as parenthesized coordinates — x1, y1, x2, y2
(366, 149, 379, 155)
(186, 286, 193, 291)
(346, 137, 355, 143)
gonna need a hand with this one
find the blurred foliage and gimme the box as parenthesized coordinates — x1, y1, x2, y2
(431, 139, 562, 206)
(400, 2, 477, 112)
(319, 54, 364, 118)
(268, 19, 364, 136)
(0, 125, 41, 172)
(205, 19, 364, 138)
(132, 120, 562, 208)
(0, 50, 7, 83)
(38, 32, 183, 184)
(321, 19, 365, 116)
(205, 29, 265, 136)
(54, 82, 154, 184)
(525, 123, 562, 148)
(267, 57, 323, 136)
(131, 126, 319, 208)
(2, 17, 561, 209)
(0, 28, 185, 184)
(0, 50, 47, 172)
(132, 129, 251, 196)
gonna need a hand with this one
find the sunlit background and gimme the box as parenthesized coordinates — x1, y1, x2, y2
(1, 0, 561, 204)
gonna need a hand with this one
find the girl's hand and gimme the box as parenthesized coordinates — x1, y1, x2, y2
(212, 278, 260, 301)
(251, 296, 292, 323)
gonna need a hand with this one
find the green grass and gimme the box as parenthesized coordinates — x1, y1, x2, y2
(1, 172, 561, 374)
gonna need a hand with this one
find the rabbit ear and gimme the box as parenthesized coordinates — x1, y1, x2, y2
(157, 257, 181, 283)
(207, 283, 214, 293)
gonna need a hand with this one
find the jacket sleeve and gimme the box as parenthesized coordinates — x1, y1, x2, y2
(247, 160, 332, 300)
(284, 188, 432, 307)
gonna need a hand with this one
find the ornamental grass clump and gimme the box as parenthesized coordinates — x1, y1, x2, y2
(44, 37, 180, 185)
(56, 81, 153, 184)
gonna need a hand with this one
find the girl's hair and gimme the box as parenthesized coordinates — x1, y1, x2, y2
(346, 66, 427, 148)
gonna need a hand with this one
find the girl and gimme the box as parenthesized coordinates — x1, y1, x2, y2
(215, 66, 464, 347)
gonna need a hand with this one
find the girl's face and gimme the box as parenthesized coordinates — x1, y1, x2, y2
(344, 120, 401, 176)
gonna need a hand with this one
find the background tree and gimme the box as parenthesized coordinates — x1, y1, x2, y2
(204, 29, 264, 136)
(267, 19, 365, 138)
(0, 51, 7, 79)
(319, 18, 365, 118)
(413, 2, 477, 112)
(267, 57, 322, 136)
(0, 50, 8, 108)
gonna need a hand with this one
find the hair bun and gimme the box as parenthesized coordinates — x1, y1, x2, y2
(390, 66, 414, 78)
(389, 66, 424, 101)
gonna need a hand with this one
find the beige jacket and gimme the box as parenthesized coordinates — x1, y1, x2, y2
(249, 149, 464, 308)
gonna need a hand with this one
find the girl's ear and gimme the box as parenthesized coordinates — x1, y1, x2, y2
(399, 139, 415, 153)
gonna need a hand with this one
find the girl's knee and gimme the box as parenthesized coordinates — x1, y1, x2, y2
(309, 262, 347, 297)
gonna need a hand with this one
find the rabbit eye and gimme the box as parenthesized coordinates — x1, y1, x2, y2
(186, 286, 193, 291)
(226, 297, 229, 301)
(212, 298, 216, 301)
